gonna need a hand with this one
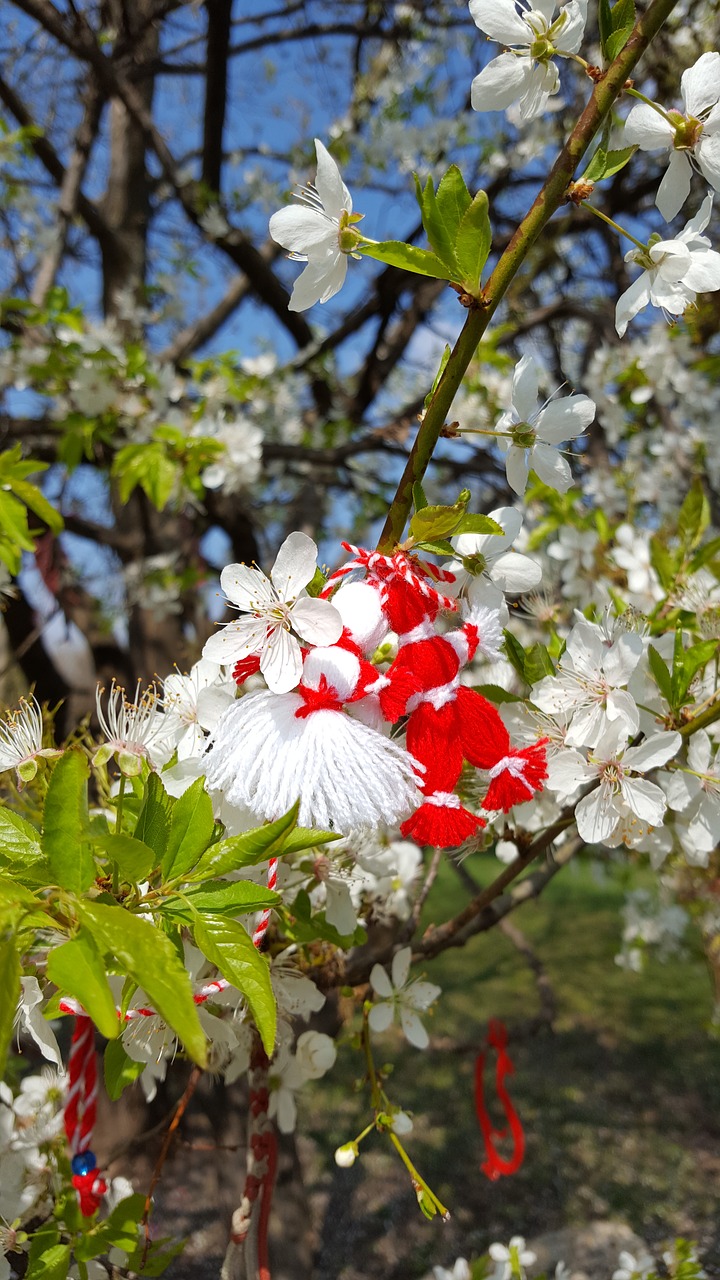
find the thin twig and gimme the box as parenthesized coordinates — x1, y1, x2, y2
(141, 1065, 202, 1264)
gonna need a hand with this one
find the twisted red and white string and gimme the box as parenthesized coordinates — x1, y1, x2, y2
(63, 1015, 97, 1155)
(321, 543, 458, 611)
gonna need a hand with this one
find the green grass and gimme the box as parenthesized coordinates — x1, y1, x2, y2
(302, 855, 720, 1280)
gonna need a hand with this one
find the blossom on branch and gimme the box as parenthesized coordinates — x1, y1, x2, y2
(269, 139, 361, 311)
(469, 0, 588, 121)
(615, 195, 720, 336)
(494, 354, 595, 496)
(624, 53, 720, 222)
(369, 947, 441, 1049)
(202, 532, 343, 694)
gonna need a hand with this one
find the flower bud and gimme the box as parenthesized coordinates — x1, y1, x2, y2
(334, 1142, 358, 1168)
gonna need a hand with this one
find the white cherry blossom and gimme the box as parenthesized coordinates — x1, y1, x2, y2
(203, 532, 342, 694)
(494, 355, 596, 496)
(665, 728, 720, 861)
(624, 52, 720, 222)
(446, 505, 542, 622)
(615, 195, 720, 336)
(469, 0, 588, 121)
(0, 697, 59, 784)
(269, 139, 360, 311)
(532, 615, 644, 748)
(547, 723, 681, 846)
(368, 947, 441, 1049)
(162, 658, 235, 760)
(489, 1237, 537, 1280)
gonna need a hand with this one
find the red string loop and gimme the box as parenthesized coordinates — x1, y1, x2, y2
(474, 1019, 525, 1181)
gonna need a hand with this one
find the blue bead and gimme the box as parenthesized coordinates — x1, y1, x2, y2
(71, 1151, 97, 1176)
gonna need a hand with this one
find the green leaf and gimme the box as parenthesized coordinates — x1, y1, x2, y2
(8, 476, 64, 533)
(358, 240, 456, 281)
(42, 750, 94, 892)
(473, 683, 523, 705)
(134, 771, 173, 861)
(606, 6, 635, 60)
(419, 174, 460, 271)
(409, 502, 466, 541)
(434, 165, 472, 243)
(25, 1244, 71, 1280)
(186, 802, 299, 881)
(75, 1194, 145, 1261)
(424, 344, 451, 411)
(649, 534, 678, 593)
(678, 480, 710, 552)
(267, 825, 340, 856)
(582, 145, 637, 183)
(503, 630, 528, 684)
(79, 902, 207, 1066)
(647, 645, 673, 704)
(104, 1038, 145, 1100)
(682, 639, 719, 701)
(670, 626, 686, 708)
(161, 776, 214, 880)
(46, 931, 119, 1040)
(193, 915, 276, 1055)
(524, 642, 555, 684)
(413, 538, 458, 557)
(0, 808, 44, 868)
(453, 513, 503, 536)
(0, 932, 20, 1076)
(282, 888, 366, 948)
(454, 189, 492, 293)
(169, 879, 280, 916)
(598, 0, 612, 49)
(412, 481, 428, 512)
(690, 534, 720, 571)
(113, 442, 178, 510)
(95, 833, 156, 883)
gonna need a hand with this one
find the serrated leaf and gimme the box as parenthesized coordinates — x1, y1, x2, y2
(185, 802, 299, 881)
(473, 683, 522, 704)
(46, 931, 119, 1040)
(25, 1243, 70, 1280)
(647, 645, 673, 704)
(134, 771, 172, 861)
(79, 901, 206, 1066)
(42, 751, 94, 892)
(75, 1194, 145, 1261)
(454, 189, 492, 293)
(275, 826, 341, 855)
(524, 642, 555, 683)
(649, 534, 678, 592)
(193, 915, 276, 1055)
(357, 240, 456, 281)
(420, 174, 460, 271)
(606, 0, 635, 59)
(95, 833, 156, 883)
(435, 165, 472, 242)
(170, 880, 280, 916)
(414, 538, 458, 557)
(412, 481, 428, 512)
(162, 776, 214, 880)
(678, 480, 709, 552)
(409, 503, 465, 541)
(424, 343, 451, 412)
(503, 630, 528, 684)
(8, 476, 63, 533)
(104, 1038, 145, 1100)
(454, 513, 503, 536)
(0, 808, 43, 864)
(583, 145, 637, 183)
(0, 932, 20, 1076)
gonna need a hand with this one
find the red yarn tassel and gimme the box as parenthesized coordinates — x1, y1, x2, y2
(401, 799, 485, 848)
(474, 1020, 525, 1180)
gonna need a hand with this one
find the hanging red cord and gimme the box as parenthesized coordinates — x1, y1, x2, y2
(474, 1020, 525, 1180)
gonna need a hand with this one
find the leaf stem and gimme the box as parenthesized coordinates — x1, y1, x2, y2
(376, 0, 682, 553)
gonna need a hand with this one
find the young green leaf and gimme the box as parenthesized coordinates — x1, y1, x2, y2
(79, 901, 207, 1066)
(647, 645, 673, 705)
(166, 879, 280, 917)
(678, 480, 710, 552)
(74, 1194, 145, 1262)
(412, 480, 428, 512)
(25, 1243, 71, 1280)
(524, 642, 555, 683)
(424, 344, 451, 412)
(0, 932, 20, 1077)
(134, 770, 173, 861)
(419, 175, 460, 272)
(434, 165, 473, 242)
(185, 801, 299, 881)
(104, 1038, 145, 1100)
(94, 833, 156, 883)
(409, 502, 466, 542)
(161, 775, 215, 880)
(46, 932, 120, 1040)
(504, 630, 529, 684)
(606, 0, 635, 60)
(357, 240, 456, 281)
(582, 145, 637, 184)
(193, 915, 276, 1055)
(453, 513, 503, 536)
(42, 750, 94, 893)
(454, 190, 492, 294)
(280, 827, 342, 855)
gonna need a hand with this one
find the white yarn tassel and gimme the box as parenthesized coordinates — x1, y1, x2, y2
(204, 691, 420, 833)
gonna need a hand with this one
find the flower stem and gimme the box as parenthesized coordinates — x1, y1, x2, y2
(580, 201, 647, 250)
(376, 0, 683, 553)
(388, 1132, 450, 1219)
(624, 86, 676, 124)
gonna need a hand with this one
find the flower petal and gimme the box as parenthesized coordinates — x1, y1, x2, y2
(259, 627, 303, 694)
(290, 597, 343, 644)
(681, 246, 720, 293)
(615, 271, 652, 337)
(202, 616, 270, 663)
(623, 102, 674, 150)
(272, 531, 319, 599)
(490, 550, 543, 592)
(681, 51, 720, 119)
(220, 562, 274, 610)
(468, 0, 531, 44)
(623, 730, 681, 772)
(504, 444, 530, 496)
(530, 441, 573, 492)
(313, 138, 352, 219)
(391, 946, 411, 990)
(368, 1001, 394, 1032)
(575, 785, 620, 844)
(655, 151, 692, 222)
(399, 1006, 430, 1049)
(471, 54, 533, 114)
(269, 205, 337, 255)
(370, 963, 393, 999)
(620, 776, 666, 825)
(511, 354, 539, 421)
(537, 394, 596, 442)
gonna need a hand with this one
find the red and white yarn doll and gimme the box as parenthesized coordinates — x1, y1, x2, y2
(323, 545, 548, 847)
(203, 580, 421, 833)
